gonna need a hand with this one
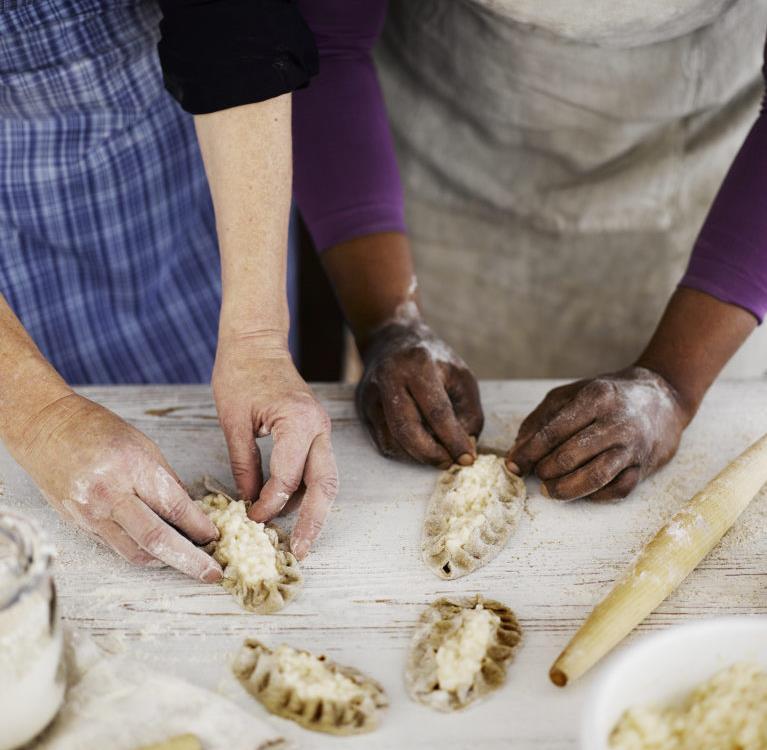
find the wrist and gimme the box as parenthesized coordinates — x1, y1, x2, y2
(356, 299, 424, 355)
(629, 360, 699, 425)
(0, 364, 76, 460)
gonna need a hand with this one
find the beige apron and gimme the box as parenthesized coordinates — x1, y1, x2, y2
(376, 0, 767, 378)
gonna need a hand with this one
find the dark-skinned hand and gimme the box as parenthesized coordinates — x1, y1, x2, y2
(356, 321, 483, 468)
(507, 367, 690, 500)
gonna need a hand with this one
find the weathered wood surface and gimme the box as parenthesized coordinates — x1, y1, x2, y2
(3, 381, 767, 749)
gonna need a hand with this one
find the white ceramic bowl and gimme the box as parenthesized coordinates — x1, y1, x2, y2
(581, 616, 767, 749)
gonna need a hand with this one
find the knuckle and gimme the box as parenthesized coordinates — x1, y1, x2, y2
(426, 402, 451, 425)
(378, 359, 401, 379)
(275, 473, 302, 495)
(162, 496, 190, 525)
(317, 474, 339, 498)
(584, 378, 615, 405)
(126, 549, 152, 566)
(555, 450, 576, 472)
(139, 525, 167, 554)
(218, 412, 241, 437)
(389, 414, 411, 437)
(229, 458, 252, 479)
(536, 423, 555, 448)
(306, 517, 325, 536)
(403, 346, 429, 366)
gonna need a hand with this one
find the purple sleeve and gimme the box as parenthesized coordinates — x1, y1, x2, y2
(679, 38, 767, 322)
(292, 0, 406, 251)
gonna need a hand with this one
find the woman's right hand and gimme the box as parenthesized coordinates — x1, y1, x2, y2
(13, 392, 222, 582)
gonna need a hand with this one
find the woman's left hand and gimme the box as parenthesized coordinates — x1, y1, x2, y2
(212, 336, 338, 559)
(507, 367, 689, 500)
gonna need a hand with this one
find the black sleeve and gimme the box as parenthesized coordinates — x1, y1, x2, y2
(157, 0, 319, 115)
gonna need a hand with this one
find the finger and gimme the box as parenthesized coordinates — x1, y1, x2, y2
(510, 389, 602, 475)
(135, 464, 218, 545)
(249, 424, 315, 523)
(96, 521, 160, 567)
(445, 366, 484, 438)
(588, 466, 641, 501)
(290, 432, 339, 559)
(513, 381, 583, 448)
(409, 378, 475, 464)
(534, 421, 625, 481)
(363, 397, 410, 461)
(380, 385, 452, 467)
(542, 447, 629, 501)
(221, 415, 263, 501)
(111, 495, 222, 582)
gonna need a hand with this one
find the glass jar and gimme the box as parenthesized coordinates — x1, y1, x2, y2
(0, 510, 66, 750)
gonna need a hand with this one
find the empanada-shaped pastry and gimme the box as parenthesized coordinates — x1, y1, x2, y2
(422, 453, 525, 579)
(195, 478, 302, 614)
(233, 640, 388, 735)
(405, 595, 521, 711)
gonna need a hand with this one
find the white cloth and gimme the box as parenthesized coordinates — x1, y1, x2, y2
(377, 0, 767, 378)
(32, 635, 288, 750)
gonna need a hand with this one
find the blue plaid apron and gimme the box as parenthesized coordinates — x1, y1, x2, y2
(0, 0, 297, 384)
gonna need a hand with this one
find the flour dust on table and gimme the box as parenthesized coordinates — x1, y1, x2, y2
(406, 595, 522, 712)
(193, 478, 302, 614)
(233, 639, 389, 735)
(422, 454, 526, 579)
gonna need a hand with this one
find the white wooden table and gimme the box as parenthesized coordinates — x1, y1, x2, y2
(3, 381, 767, 749)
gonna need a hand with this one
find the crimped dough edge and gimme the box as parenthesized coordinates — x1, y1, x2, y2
(405, 594, 522, 711)
(422, 455, 526, 580)
(193, 477, 302, 614)
(233, 639, 388, 735)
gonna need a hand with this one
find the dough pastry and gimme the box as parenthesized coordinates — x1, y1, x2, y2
(405, 595, 521, 712)
(194, 478, 302, 614)
(422, 454, 525, 579)
(233, 639, 388, 735)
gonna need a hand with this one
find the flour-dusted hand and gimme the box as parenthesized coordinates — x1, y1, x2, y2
(508, 367, 689, 500)
(14, 394, 222, 580)
(356, 314, 483, 468)
(212, 338, 338, 560)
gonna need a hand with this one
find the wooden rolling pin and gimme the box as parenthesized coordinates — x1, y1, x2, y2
(549, 432, 767, 687)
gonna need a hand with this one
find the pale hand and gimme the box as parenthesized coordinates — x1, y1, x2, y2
(15, 393, 222, 581)
(212, 339, 338, 560)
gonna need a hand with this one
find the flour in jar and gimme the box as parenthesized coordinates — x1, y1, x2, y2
(0, 511, 66, 750)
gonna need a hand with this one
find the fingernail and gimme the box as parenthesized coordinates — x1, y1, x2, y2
(292, 538, 310, 560)
(438, 461, 452, 470)
(457, 453, 474, 466)
(506, 461, 521, 475)
(247, 504, 267, 523)
(201, 564, 223, 583)
(206, 525, 220, 543)
(540, 483, 550, 498)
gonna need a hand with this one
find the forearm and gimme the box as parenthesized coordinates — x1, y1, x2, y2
(194, 95, 293, 348)
(0, 295, 73, 452)
(679, 38, 767, 320)
(293, 0, 405, 252)
(635, 288, 756, 421)
(321, 231, 416, 351)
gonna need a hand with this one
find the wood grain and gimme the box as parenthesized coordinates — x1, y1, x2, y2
(2, 381, 767, 749)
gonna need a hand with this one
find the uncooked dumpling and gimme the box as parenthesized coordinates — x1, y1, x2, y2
(233, 639, 388, 735)
(422, 454, 525, 579)
(195, 478, 302, 614)
(405, 595, 522, 711)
